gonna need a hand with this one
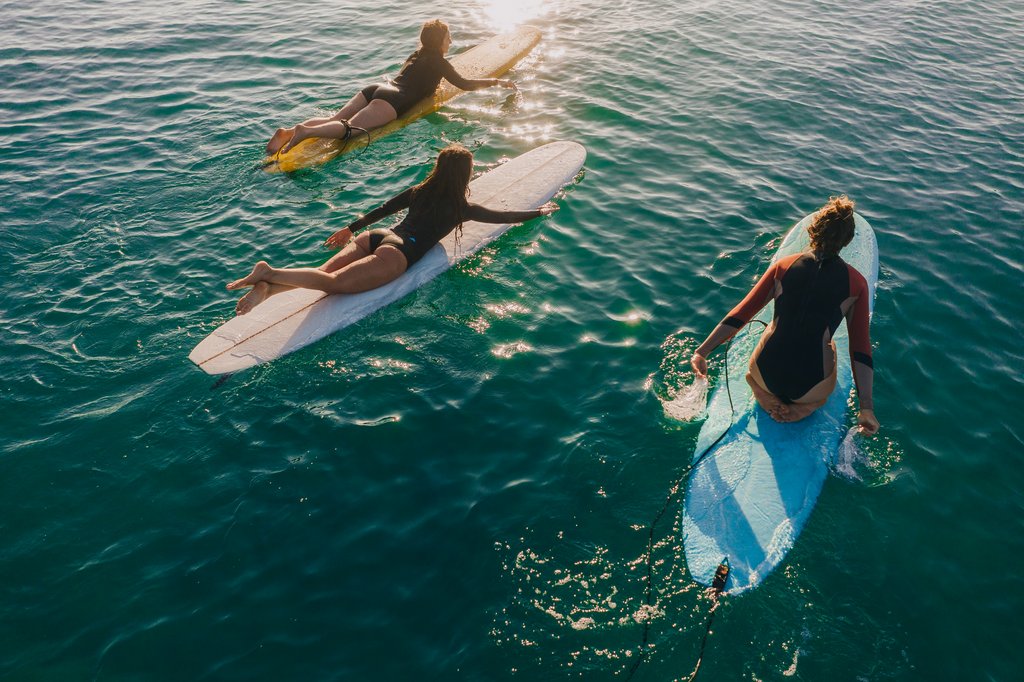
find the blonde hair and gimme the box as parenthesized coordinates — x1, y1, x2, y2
(807, 195, 856, 257)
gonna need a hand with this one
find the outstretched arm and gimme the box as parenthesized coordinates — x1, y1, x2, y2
(691, 261, 781, 376)
(325, 188, 415, 248)
(464, 201, 557, 224)
(441, 59, 516, 92)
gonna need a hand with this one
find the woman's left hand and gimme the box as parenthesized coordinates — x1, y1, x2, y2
(325, 227, 352, 249)
(498, 79, 517, 90)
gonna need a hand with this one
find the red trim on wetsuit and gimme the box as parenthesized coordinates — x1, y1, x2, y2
(846, 265, 873, 403)
(721, 253, 801, 328)
(846, 265, 872, 366)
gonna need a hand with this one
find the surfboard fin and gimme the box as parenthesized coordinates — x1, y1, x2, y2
(712, 559, 730, 592)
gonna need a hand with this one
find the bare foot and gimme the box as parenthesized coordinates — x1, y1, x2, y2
(777, 401, 818, 423)
(235, 281, 271, 315)
(746, 373, 788, 422)
(227, 261, 272, 290)
(266, 128, 293, 155)
(280, 125, 307, 155)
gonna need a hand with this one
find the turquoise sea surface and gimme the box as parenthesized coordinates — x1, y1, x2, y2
(2, 0, 1022, 679)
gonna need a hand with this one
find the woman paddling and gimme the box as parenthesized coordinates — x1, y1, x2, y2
(229, 144, 557, 313)
(690, 196, 879, 434)
(266, 19, 517, 156)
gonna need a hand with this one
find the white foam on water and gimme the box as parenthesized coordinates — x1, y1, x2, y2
(832, 426, 867, 481)
(662, 376, 708, 422)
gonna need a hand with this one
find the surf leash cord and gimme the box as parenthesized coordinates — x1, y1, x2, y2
(261, 120, 373, 171)
(625, 320, 765, 681)
(683, 560, 730, 681)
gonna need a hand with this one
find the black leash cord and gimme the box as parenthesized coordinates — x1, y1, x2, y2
(683, 561, 730, 682)
(625, 320, 766, 680)
(263, 122, 373, 170)
(344, 125, 372, 157)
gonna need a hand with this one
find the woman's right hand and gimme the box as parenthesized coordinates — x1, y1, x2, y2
(858, 408, 880, 435)
(538, 201, 559, 216)
(498, 79, 517, 90)
(691, 352, 708, 378)
(325, 227, 353, 249)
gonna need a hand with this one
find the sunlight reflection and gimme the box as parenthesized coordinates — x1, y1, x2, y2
(476, 0, 549, 30)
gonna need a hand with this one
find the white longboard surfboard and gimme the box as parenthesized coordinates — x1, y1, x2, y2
(682, 212, 879, 594)
(190, 141, 586, 375)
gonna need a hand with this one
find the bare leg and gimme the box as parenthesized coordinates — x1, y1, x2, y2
(347, 98, 399, 131)
(280, 120, 354, 154)
(267, 117, 334, 155)
(231, 233, 374, 314)
(266, 92, 371, 155)
(333, 92, 371, 121)
(227, 245, 407, 296)
(321, 232, 372, 272)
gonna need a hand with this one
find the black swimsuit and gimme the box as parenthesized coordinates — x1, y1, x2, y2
(359, 50, 477, 116)
(348, 187, 545, 266)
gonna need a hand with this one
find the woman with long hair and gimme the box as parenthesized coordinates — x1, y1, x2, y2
(228, 145, 557, 313)
(690, 196, 879, 434)
(266, 19, 517, 156)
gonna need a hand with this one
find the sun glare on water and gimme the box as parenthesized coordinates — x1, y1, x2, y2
(476, 0, 549, 30)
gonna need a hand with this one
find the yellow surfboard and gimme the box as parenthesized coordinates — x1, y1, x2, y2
(262, 25, 541, 173)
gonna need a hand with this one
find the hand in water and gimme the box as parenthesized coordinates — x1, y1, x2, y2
(325, 227, 353, 249)
(691, 352, 708, 378)
(538, 201, 559, 216)
(858, 408, 880, 435)
(499, 79, 518, 90)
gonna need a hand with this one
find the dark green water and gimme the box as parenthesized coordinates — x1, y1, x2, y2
(2, 0, 1022, 679)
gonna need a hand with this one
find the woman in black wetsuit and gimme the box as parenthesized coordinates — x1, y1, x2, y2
(266, 19, 517, 156)
(690, 196, 879, 434)
(227, 144, 558, 313)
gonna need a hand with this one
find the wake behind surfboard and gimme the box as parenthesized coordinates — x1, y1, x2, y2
(190, 141, 586, 375)
(681, 212, 879, 594)
(261, 26, 542, 173)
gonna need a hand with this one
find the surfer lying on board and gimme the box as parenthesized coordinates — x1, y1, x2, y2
(690, 196, 879, 434)
(228, 144, 557, 313)
(265, 19, 517, 156)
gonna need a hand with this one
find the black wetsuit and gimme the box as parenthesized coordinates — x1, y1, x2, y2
(347, 187, 545, 266)
(722, 252, 873, 403)
(359, 50, 480, 116)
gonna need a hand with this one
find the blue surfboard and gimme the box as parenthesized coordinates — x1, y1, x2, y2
(682, 212, 879, 594)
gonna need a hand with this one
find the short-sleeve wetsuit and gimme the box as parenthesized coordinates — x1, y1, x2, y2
(360, 50, 480, 116)
(721, 252, 873, 403)
(346, 187, 545, 266)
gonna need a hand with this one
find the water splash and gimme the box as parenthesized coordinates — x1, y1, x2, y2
(831, 425, 904, 486)
(662, 376, 709, 422)
(833, 426, 867, 481)
(652, 333, 709, 423)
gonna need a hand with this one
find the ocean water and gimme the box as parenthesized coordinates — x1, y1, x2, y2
(2, 0, 1022, 679)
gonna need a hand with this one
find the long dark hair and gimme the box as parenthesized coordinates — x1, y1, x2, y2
(410, 144, 473, 240)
